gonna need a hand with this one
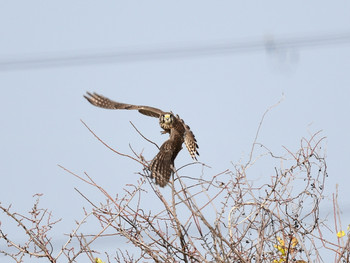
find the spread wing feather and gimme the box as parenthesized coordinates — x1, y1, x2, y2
(84, 92, 164, 118)
(176, 115, 199, 160)
(149, 140, 175, 187)
(184, 128, 199, 160)
(84, 92, 200, 187)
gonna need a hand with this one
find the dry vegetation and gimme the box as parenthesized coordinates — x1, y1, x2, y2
(1, 114, 349, 262)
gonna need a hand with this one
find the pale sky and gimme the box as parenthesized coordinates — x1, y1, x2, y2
(1, 2, 350, 262)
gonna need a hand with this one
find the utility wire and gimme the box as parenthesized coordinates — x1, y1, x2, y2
(0, 32, 350, 71)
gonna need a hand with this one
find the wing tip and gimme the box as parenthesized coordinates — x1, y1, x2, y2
(84, 91, 97, 105)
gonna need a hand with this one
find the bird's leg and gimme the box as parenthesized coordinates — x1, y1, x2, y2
(160, 129, 170, 135)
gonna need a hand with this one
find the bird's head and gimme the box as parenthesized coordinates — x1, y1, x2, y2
(160, 113, 174, 125)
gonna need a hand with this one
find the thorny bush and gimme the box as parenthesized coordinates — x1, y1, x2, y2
(0, 121, 349, 262)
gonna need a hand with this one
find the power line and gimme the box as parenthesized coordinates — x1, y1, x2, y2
(0, 32, 350, 71)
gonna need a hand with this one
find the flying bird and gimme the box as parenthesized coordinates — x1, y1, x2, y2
(84, 92, 199, 187)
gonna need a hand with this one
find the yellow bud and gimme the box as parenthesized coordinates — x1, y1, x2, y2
(291, 237, 298, 247)
(337, 231, 345, 238)
(95, 258, 105, 263)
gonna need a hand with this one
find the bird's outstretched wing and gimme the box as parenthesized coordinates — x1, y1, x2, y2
(184, 128, 199, 160)
(149, 139, 177, 187)
(176, 115, 199, 160)
(149, 126, 199, 187)
(84, 92, 164, 118)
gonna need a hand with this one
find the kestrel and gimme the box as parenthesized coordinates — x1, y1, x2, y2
(84, 92, 199, 187)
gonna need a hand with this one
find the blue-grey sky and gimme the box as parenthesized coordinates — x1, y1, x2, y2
(1, 1, 350, 261)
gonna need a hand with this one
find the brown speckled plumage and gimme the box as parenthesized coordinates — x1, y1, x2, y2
(84, 92, 199, 187)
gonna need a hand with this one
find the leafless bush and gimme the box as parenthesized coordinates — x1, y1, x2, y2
(1, 116, 349, 262)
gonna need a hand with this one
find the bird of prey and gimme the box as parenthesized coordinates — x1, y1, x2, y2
(84, 92, 199, 187)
